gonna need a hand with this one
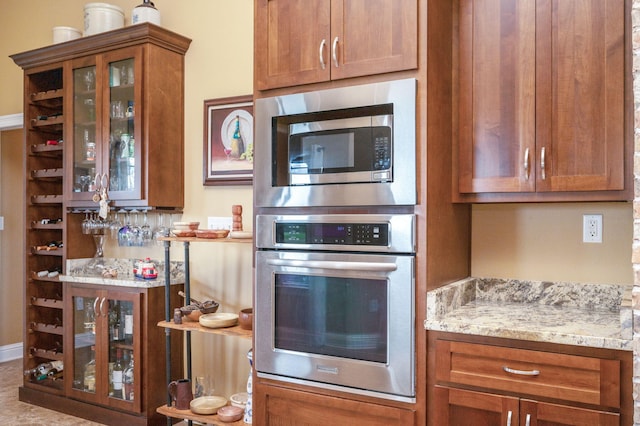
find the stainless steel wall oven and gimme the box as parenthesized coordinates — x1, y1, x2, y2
(255, 214, 416, 402)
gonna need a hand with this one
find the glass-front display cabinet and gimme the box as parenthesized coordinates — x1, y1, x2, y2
(65, 284, 141, 413)
(68, 47, 142, 205)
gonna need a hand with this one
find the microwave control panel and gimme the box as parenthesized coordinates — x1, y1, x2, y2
(276, 222, 389, 246)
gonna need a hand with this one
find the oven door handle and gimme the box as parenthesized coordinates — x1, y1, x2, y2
(266, 258, 398, 272)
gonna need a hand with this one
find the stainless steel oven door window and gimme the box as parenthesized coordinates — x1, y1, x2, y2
(255, 250, 415, 401)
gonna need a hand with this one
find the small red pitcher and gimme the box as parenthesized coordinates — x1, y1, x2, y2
(168, 379, 193, 410)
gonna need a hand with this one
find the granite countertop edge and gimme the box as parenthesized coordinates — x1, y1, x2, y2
(424, 277, 632, 352)
(59, 257, 186, 289)
(59, 274, 183, 288)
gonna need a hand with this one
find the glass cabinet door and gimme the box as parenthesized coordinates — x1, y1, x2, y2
(107, 57, 137, 195)
(68, 287, 141, 412)
(107, 299, 135, 402)
(71, 64, 99, 199)
(68, 47, 142, 205)
(70, 291, 99, 399)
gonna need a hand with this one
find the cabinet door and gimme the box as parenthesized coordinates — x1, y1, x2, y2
(254, 382, 415, 425)
(458, 0, 536, 194)
(66, 47, 143, 205)
(330, 0, 418, 80)
(433, 386, 520, 426)
(103, 290, 142, 413)
(65, 285, 142, 413)
(535, 0, 625, 193)
(102, 47, 143, 202)
(67, 57, 102, 203)
(255, 0, 331, 90)
(66, 286, 101, 404)
(520, 399, 619, 426)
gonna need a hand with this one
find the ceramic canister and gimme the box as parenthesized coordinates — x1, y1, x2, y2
(52, 26, 81, 44)
(132, 1, 161, 26)
(84, 3, 124, 36)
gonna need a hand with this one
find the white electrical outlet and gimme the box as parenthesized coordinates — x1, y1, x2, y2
(583, 214, 603, 243)
(207, 216, 232, 230)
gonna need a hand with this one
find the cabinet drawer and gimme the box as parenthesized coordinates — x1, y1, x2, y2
(435, 340, 620, 409)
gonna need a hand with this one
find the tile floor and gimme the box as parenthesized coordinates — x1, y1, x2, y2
(0, 358, 101, 425)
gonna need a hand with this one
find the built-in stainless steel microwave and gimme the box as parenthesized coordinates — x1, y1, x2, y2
(254, 78, 417, 207)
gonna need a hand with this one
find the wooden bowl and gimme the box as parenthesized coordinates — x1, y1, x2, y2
(217, 405, 244, 422)
(238, 308, 253, 330)
(180, 301, 219, 321)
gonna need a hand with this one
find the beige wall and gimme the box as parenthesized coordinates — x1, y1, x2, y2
(0, 129, 24, 346)
(472, 202, 633, 284)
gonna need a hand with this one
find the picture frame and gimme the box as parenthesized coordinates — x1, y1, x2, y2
(203, 95, 254, 185)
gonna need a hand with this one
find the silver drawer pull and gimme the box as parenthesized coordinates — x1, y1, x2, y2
(525, 413, 531, 426)
(506, 410, 512, 426)
(503, 366, 540, 376)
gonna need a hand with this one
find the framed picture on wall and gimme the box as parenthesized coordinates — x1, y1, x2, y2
(203, 95, 253, 185)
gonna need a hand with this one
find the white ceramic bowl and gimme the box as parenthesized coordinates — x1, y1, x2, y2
(230, 391, 248, 409)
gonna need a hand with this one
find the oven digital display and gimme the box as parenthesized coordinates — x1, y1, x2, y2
(276, 222, 389, 246)
(280, 224, 306, 243)
(312, 224, 348, 239)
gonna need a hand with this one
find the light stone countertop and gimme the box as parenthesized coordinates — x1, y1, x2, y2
(424, 277, 632, 351)
(59, 257, 185, 289)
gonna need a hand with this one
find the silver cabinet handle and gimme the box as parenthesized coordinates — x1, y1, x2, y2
(99, 297, 107, 317)
(525, 414, 531, 426)
(93, 297, 100, 317)
(319, 39, 327, 69)
(266, 258, 397, 272)
(524, 148, 530, 180)
(540, 146, 546, 180)
(503, 366, 540, 376)
(507, 410, 512, 426)
(332, 37, 339, 67)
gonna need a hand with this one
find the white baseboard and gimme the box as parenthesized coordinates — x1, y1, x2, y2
(0, 342, 23, 363)
(0, 113, 23, 131)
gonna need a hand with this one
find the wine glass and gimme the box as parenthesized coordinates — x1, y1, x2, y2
(141, 210, 152, 245)
(110, 210, 122, 239)
(130, 210, 142, 246)
(84, 69, 95, 91)
(154, 212, 169, 245)
(118, 211, 132, 247)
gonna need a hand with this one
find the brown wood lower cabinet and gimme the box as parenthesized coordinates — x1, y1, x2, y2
(254, 380, 415, 425)
(19, 281, 183, 426)
(434, 386, 619, 426)
(428, 332, 632, 426)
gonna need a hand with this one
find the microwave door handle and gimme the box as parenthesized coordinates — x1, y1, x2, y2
(266, 258, 397, 272)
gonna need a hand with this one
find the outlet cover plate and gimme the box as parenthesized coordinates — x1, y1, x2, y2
(208, 216, 232, 230)
(583, 214, 603, 243)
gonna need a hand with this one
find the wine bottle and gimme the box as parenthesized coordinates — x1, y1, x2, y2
(83, 346, 96, 392)
(112, 348, 124, 399)
(123, 350, 134, 401)
(124, 308, 133, 344)
(24, 360, 63, 380)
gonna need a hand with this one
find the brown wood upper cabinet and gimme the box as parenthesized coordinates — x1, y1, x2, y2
(254, 0, 418, 90)
(455, 0, 630, 202)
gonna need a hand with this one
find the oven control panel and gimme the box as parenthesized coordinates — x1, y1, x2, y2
(256, 214, 415, 253)
(276, 222, 389, 246)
